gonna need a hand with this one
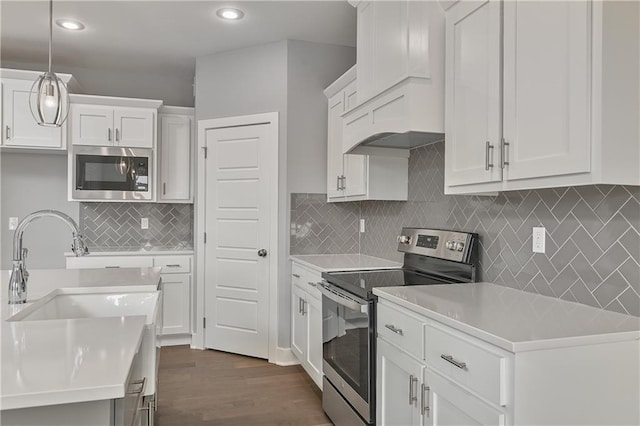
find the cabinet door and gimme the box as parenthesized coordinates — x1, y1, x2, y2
(502, 1, 591, 181)
(444, 0, 502, 187)
(424, 370, 506, 426)
(161, 273, 191, 335)
(291, 284, 308, 361)
(2, 79, 64, 148)
(377, 338, 423, 426)
(115, 108, 154, 148)
(305, 292, 323, 384)
(327, 91, 346, 200)
(342, 80, 367, 198)
(159, 115, 193, 202)
(70, 104, 114, 146)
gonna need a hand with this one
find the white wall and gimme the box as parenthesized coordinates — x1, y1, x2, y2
(2, 60, 195, 107)
(287, 40, 355, 193)
(195, 40, 355, 352)
(0, 152, 79, 270)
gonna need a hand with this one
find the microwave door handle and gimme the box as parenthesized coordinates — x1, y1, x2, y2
(317, 282, 367, 312)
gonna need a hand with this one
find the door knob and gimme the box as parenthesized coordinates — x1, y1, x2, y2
(258, 249, 268, 257)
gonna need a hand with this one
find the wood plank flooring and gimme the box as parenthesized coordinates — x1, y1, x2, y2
(156, 345, 332, 426)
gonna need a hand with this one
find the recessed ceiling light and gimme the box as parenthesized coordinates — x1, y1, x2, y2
(56, 19, 85, 31)
(216, 8, 244, 21)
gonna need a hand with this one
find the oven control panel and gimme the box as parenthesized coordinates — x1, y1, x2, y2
(397, 228, 477, 263)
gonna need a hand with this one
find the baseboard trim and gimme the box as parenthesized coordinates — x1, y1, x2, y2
(274, 347, 300, 366)
(159, 334, 192, 347)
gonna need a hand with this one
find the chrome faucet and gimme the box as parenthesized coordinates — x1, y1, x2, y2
(8, 210, 89, 304)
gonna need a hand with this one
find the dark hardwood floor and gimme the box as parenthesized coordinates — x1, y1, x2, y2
(156, 345, 332, 426)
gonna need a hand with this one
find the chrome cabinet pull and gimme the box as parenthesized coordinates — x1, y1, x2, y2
(5, 125, 10, 140)
(165, 264, 181, 268)
(307, 281, 317, 288)
(485, 141, 494, 170)
(292, 273, 301, 278)
(340, 175, 346, 190)
(408, 375, 418, 405)
(421, 384, 430, 416)
(127, 378, 146, 395)
(385, 324, 404, 335)
(298, 297, 303, 314)
(302, 299, 307, 315)
(336, 175, 341, 191)
(107, 128, 112, 141)
(115, 128, 120, 142)
(501, 138, 510, 168)
(105, 265, 120, 269)
(441, 354, 467, 370)
(163, 182, 166, 195)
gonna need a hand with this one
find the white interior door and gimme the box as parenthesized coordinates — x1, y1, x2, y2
(202, 119, 275, 359)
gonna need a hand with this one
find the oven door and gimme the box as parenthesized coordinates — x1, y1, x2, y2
(72, 146, 152, 200)
(319, 281, 374, 424)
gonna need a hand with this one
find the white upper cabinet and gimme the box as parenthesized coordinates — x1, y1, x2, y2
(158, 107, 194, 203)
(0, 69, 77, 151)
(324, 66, 408, 202)
(69, 95, 161, 148)
(342, 0, 445, 156)
(445, 0, 640, 194)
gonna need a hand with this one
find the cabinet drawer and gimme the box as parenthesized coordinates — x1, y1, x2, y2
(155, 256, 191, 273)
(292, 263, 323, 298)
(425, 322, 511, 407)
(377, 301, 424, 360)
(66, 255, 154, 269)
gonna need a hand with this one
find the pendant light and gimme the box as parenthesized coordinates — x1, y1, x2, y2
(29, 0, 70, 127)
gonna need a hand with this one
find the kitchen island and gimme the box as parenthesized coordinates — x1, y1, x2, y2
(1, 267, 162, 425)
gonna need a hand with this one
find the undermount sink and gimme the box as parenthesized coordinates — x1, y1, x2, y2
(8, 289, 160, 324)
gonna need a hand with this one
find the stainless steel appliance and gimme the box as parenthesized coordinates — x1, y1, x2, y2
(319, 227, 478, 426)
(72, 146, 153, 200)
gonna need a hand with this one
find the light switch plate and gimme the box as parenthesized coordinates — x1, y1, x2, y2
(532, 227, 545, 253)
(141, 217, 149, 230)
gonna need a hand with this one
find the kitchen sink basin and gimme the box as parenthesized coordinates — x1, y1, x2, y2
(8, 290, 159, 323)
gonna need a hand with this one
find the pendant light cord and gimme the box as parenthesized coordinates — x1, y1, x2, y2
(48, 0, 53, 73)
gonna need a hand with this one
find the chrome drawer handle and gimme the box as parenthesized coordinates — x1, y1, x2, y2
(292, 273, 301, 278)
(421, 384, 430, 416)
(441, 354, 467, 370)
(307, 281, 317, 288)
(385, 324, 403, 335)
(165, 264, 181, 267)
(105, 266, 120, 269)
(127, 378, 146, 395)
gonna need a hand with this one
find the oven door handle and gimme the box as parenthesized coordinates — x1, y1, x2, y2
(317, 282, 368, 313)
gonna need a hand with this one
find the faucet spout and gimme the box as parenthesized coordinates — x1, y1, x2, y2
(8, 210, 89, 304)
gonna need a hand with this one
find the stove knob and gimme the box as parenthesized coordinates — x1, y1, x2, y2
(397, 235, 412, 245)
(455, 242, 465, 252)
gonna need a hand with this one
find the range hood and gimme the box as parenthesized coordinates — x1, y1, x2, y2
(341, 76, 445, 158)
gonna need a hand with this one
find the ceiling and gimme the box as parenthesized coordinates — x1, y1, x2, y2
(0, 1, 357, 78)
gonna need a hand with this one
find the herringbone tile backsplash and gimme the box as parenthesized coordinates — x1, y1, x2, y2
(291, 142, 640, 316)
(80, 203, 193, 250)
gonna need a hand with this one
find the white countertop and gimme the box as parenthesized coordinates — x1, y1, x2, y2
(374, 282, 640, 352)
(290, 254, 401, 272)
(64, 249, 194, 257)
(1, 316, 146, 410)
(1, 267, 161, 410)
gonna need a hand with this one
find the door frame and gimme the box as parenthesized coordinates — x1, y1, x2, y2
(194, 112, 279, 363)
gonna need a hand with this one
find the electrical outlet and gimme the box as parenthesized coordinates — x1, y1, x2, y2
(532, 227, 546, 253)
(360, 219, 365, 233)
(141, 217, 149, 230)
(8, 217, 18, 230)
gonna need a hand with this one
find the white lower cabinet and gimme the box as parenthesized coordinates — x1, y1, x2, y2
(290, 262, 323, 388)
(65, 253, 193, 343)
(377, 299, 511, 426)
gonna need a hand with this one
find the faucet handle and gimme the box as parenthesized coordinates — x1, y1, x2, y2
(21, 248, 28, 269)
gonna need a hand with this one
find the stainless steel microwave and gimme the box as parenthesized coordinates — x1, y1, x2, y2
(71, 146, 153, 201)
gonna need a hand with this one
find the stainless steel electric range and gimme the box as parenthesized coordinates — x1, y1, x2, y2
(318, 227, 478, 426)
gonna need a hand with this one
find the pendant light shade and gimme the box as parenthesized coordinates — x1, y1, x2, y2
(29, 0, 70, 127)
(30, 72, 69, 127)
